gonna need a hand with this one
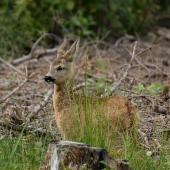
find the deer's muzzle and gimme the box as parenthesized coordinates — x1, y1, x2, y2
(44, 76, 55, 83)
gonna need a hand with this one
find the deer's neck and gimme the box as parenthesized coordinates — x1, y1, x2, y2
(53, 79, 74, 117)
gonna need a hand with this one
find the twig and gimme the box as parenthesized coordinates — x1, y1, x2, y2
(30, 33, 57, 58)
(0, 57, 23, 75)
(0, 122, 47, 136)
(27, 89, 53, 121)
(0, 72, 35, 104)
(73, 17, 102, 58)
(107, 41, 138, 96)
(134, 43, 160, 61)
(123, 45, 151, 73)
(157, 27, 170, 40)
(138, 129, 149, 146)
(100, 30, 112, 41)
(12, 47, 58, 65)
(34, 89, 53, 114)
(107, 43, 160, 96)
(12, 33, 59, 65)
(114, 34, 134, 47)
(144, 63, 170, 79)
(154, 139, 161, 149)
(73, 82, 91, 91)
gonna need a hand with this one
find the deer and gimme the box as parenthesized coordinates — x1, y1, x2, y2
(44, 38, 137, 141)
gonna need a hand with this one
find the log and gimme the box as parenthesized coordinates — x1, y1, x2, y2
(39, 140, 132, 170)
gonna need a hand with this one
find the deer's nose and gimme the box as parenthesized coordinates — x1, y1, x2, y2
(44, 76, 55, 82)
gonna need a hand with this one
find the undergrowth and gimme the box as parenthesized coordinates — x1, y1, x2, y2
(0, 65, 169, 169)
(1, 0, 170, 59)
(0, 107, 169, 169)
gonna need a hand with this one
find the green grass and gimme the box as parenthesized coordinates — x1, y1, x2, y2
(0, 129, 169, 169)
(0, 109, 53, 170)
(0, 76, 169, 169)
(0, 134, 51, 170)
(0, 107, 169, 169)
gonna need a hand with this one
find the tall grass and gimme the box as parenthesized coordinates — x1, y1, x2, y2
(0, 130, 51, 170)
(1, 125, 169, 169)
(0, 98, 169, 169)
(56, 62, 170, 169)
(0, 67, 170, 169)
(0, 109, 54, 170)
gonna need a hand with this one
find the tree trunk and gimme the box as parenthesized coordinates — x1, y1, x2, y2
(39, 140, 132, 170)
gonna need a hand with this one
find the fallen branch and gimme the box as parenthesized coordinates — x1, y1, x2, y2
(73, 82, 89, 91)
(107, 43, 160, 96)
(0, 57, 23, 75)
(123, 46, 151, 73)
(138, 129, 149, 146)
(27, 89, 53, 121)
(0, 122, 47, 136)
(12, 48, 58, 65)
(107, 41, 137, 96)
(0, 72, 35, 104)
(33, 89, 53, 114)
(154, 139, 161, 149)
(12, 33, 60, 65)
(157, 27, 170, 40)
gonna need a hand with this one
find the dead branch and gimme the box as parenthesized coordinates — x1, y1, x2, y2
(138, 129, 149, 146)
(33, 89, 53, 114)
(144, 63, 170, 79)
(157, 27, 170, 40)
(107, 41, 138, 96)
(12, 48, 58, 65)
(134, 43, 160, 61)
(0, 72, 35, 104)
(73, 82, 88, 91)
(114, 34, 134, 47)
(0, 57, 24, 75)
(107, 43, 160, 96)
(27, 89, 53, 121)
(12, 33, 60, 65)
(0, 122, 47, 136)
(154, 139, 161, 149)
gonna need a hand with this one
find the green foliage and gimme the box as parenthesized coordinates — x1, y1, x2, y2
(96, 61, 108, 69)
(133, 82, 164, 95)
(0, 78, 169, 169)
(88, 76, 115, 96)
(1, 0, 170, 59)
(146, 82, 164, 95)
(133, 83, 145, 92)
(8, 74, 16, 84)
(0, 137, 48, 170)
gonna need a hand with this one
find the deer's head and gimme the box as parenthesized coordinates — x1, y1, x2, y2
(44, 38, 79, 85)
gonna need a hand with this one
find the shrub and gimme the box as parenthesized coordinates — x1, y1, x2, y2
(0, 0, 170, 59)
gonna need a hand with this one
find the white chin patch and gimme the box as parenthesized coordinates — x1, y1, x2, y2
(46, 81, 54, 84)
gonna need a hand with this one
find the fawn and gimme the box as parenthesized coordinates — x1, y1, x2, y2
(44, 38, 136, 140)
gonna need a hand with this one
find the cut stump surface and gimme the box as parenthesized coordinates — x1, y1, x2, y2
(39, 140, 132, 170)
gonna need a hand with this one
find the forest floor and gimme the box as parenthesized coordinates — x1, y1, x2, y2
(0, 27, 170, 169)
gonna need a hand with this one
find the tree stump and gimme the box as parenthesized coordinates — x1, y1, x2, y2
(39, 140, 132, 170)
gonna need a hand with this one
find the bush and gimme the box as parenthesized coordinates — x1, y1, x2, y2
(0, 0, 170, 59)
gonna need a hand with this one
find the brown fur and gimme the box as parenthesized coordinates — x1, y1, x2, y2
(45, 38, 137, 140)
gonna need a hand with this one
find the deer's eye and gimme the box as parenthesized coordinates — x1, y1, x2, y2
(57, 66, 64, 71)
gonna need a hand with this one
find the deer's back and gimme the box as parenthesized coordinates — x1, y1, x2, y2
(54, 93, 136, 139)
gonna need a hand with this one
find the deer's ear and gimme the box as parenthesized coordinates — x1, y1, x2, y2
(57, 37, 70, 58)
(64, 38, 79, 61)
